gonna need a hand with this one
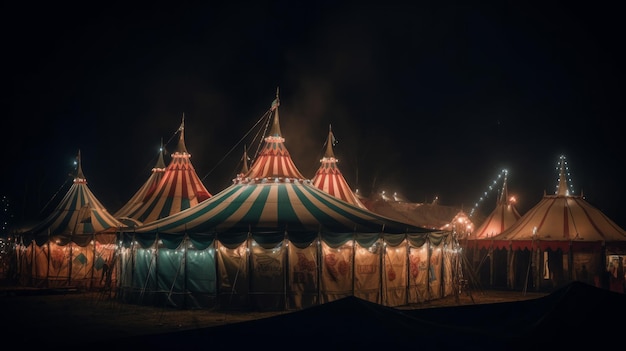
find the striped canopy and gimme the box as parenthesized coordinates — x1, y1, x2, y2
(24, 151, 124, 244)
(120, 115, 212, 224)
(312, 124, 367, 209)
(114, 139, 167, 222)
(131, 180, 434, 236)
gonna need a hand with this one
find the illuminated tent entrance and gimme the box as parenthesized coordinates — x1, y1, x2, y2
(117, 230, 458, 310)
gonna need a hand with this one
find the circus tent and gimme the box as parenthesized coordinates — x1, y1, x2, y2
(117, 90, 459, 311)
(311, 124, 367, 209)
(119, 115, 212, 225)
(484, 157, 626, 291)
(114, 139, 167, 226)
(468, 173, 521, 240)
(15, 150, 123, 289)
(463, 171, 522, 288)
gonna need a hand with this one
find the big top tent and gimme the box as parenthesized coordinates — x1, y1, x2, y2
(483, 156, 626, 291)
(117, 90, 459, 311)
(16, 150, 124, 289)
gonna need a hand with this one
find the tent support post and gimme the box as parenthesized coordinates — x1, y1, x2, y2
(283, 230, 288, 311)
(351, 234, 356, 298)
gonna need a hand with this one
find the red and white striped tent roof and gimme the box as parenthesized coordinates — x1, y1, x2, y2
(119, 115, 212, 225)
(23, 150, 124, 243)
(128, 91, 437, 237)
(488, 158, 626, 252)
(114, 139, 167, 224)
(469, 175, 521, 240)
(311, 124, 367, 209)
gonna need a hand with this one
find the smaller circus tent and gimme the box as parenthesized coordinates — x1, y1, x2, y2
(311, 124, 367, 209)
(117, 91, 457, 311)
(487, 157, 626, 291)
(468, 177, 521, 240)
(463, 174, 522, 288)
(120, 115, 212, 225)
(114, 139, 167, 226)
(16, 150, 124, 289)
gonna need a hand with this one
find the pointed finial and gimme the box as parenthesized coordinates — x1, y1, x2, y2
(324, 124, 336, 158)
(75, 149, 85, 180)
(241, 144, 250, 174)
(179, 112, 185, 131)
(155, 138, 166, 169)
(176, 113, 189, 154)
(556, 155, 569, 196)
(269, 87, 282, 137)
(270, 87, 280, 111)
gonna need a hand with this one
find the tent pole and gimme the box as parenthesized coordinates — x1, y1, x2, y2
(90, 233, 96, 290)
(317, 227, 322, 306)
(405, 237, 410, 306)
(246, 228, 252, 309)
(351, 233, 356, 298)
(283, 230, 288, 310)
(568, 241, 574, 282)
(379, 237, 383, 305)
(68, 236, 74, 287)
(46, 229, 50, 288)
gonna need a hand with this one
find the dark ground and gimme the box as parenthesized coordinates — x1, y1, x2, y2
(2, 280, 622, 349)
(0, 280, 542, 343)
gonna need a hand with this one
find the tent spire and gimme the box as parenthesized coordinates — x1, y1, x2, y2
(324, 124, 336, 159)
(244, 88, 306, 180)
(269, 87, 282, 137)
(498, 170, 509, 205)
(176, 113, 189, 154)
(556, 155, 569, 196)
(75, 149, 86, 181)
(240, 145, 250, 174)
(155, 138, 166, 170)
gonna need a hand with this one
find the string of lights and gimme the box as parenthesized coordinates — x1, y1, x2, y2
(555, 155, 576, 195)
(469, 169, 508, 218)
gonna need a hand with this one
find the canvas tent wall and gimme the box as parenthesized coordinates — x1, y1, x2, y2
(116, 91, 460, 311)
(15, 151, 123, 289)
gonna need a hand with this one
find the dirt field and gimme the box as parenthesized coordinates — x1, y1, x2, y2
(0, 284, 546, 344)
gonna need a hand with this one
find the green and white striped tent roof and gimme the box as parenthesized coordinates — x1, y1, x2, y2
(24, 150, 125, 244)
(126, 91, 439, 240)
(130, 180, 436, 236)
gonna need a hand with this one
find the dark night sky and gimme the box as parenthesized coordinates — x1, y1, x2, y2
(2, 1, 624, 228)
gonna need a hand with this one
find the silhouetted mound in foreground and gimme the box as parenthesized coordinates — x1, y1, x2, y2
(99, 282, 626, 349)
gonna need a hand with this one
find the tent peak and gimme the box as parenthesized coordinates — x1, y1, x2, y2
(175, 113, 189, 154)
